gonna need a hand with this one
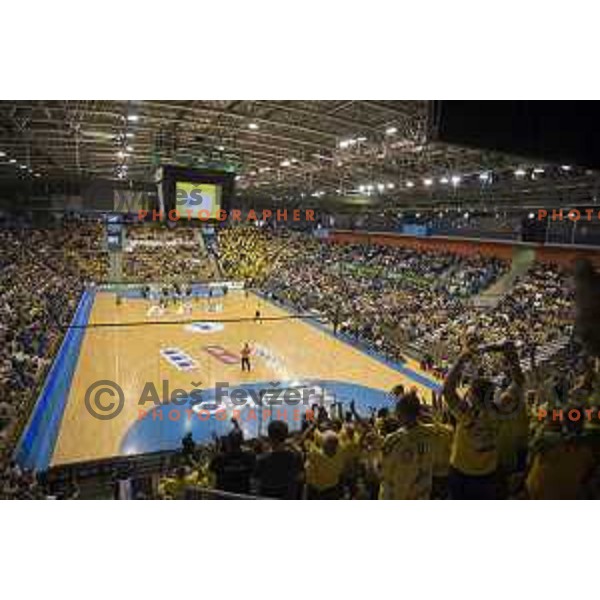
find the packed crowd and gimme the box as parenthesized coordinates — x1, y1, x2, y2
(0, 220, 590, 500)
(0, 217, 108, 498)
(123, 224, 217, 282)
(155, 337, 600, 500)
(418, 263, 574, 377)
(217, 226, 575, 377)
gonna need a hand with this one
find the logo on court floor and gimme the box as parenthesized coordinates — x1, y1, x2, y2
(85, 380, 125, 420)
(185, 322, 224, 334)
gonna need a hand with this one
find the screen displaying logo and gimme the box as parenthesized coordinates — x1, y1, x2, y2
(175, 182, 221, 219)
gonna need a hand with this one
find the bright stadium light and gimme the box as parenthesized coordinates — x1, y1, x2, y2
(514, 168, 526, 177)
(126, 132, 135, 138)
(533, 167, 545, 174)
(479, 171, 490, 181)
(248, 123, 259, 130)
(126, 146, 134, 152)
(423, 178, 433, 187)
(0, 151, 5, 157)
(280, 159, 291, 167)
(217, 146, 225, 151)
(451, 175, 461, 186)
(377, 183, 385, 192)
(387, 183, 395, 189)
(528, 212, 535, 219)
(127, 115, 139, 122)
(561, 165, 571, 171)
(385, 126, 398, 135)
(405, 181, 415, 188)
(440, 176, 449, 184)
(9, 158, 16, 163)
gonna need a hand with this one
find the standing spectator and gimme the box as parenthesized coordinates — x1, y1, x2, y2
(254, 420, 304, 499)
(209, 425, 256, 496)
(380, 392, 437, 499)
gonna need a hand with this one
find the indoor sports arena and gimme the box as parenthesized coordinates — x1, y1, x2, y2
(2, 100, 600, 500)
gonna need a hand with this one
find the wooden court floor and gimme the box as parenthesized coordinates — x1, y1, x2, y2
(51, 290, 438, 465)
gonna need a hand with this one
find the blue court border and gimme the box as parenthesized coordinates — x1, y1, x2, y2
(14, 288, 96, 471)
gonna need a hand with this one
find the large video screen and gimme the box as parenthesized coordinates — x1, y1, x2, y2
(175, 181, 222, 219)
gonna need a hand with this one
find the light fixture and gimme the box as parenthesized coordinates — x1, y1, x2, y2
(405, 181, 415, 188)
(479, 171, 490, 181)
(126, 132, 135, 138)
(126, 146, 134, 152)
(19, 164, 27, 169)
(248, 123, 259, 130)
(423, 178, 433, 187)
(377, 183, 385, 192)
(217, 146, 225, 151)
(561, 165, 571, 171)
(514, 168, 526, 177)
(357, 136, 367, 142)
(387, 183, 395, 190)
(464, 211, 470, 219)
(533, 167, 545, 174)
(440, 176, 449, 184)
(280, 159, 291, 167)
(9, 159, 16, 164)
(528, 212, 535, 219)
(0, 151, 5, 157)
(127, 115, 139, 122)
(415, 212, 421, 218)
(451, 175, 461, 186)
(385, 126, 398, 135)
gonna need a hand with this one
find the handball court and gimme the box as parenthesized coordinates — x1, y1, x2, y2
(50, 290, 440, 466)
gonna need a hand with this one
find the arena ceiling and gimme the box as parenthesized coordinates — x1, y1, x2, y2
(0, 100, 598, 208)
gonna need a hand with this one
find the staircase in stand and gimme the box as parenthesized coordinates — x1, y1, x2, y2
(472, 246, 536, 309)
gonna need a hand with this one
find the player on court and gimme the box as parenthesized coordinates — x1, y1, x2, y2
(241, 342, 252, 372)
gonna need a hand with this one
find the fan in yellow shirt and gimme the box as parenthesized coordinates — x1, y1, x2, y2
(158, 466, 199, 499)
(423, 420, 453, 498)
(305, 428, 347, 499)
(442, 340, 524, 499)
(380, 391, 436, 500)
